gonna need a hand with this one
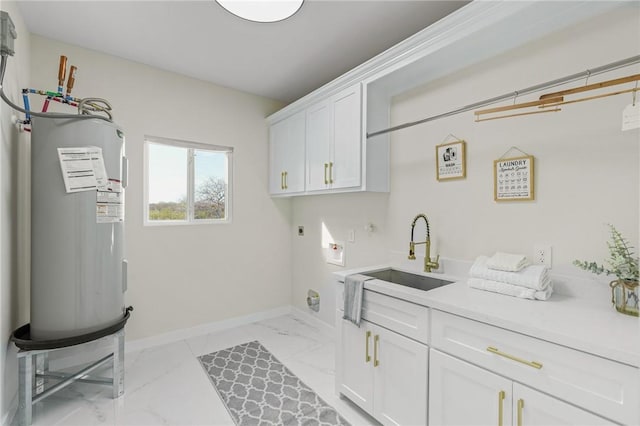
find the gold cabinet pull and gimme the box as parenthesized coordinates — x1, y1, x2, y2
(517, 399, 524, 426)
(498, 390, 505, 426)
(281, 172, 285, 190)
(373, 334, 380, 367)
(486, 347, 543, 369)
(324, 163, 328, 184)
(329, 162, 334, 184)
(365, 331, 371, 363)
(283, 171, 288, 189)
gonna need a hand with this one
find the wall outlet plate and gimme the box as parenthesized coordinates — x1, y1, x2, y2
(534, 244, 552, 267)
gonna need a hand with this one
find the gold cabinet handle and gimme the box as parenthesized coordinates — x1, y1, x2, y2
(281, 172, 284, 190)
(365, 331, 371, 363)
(284, 171, 288, 189)
(329, 162, 334, 184)
(324, 163, 328, 184)
(498, 390, 505, 426)
(517, 399, 524, 426)
(487, 347, 543, 369)
(373, 334, 380, 367)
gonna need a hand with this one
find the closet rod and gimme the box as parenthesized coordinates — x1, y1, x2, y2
(366, 54, 640, 139)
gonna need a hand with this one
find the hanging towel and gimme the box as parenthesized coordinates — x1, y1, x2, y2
(343, 274, 373, 326)
(486, 252, 530, 272)
(469, 256, 550, 290)
(468, 278, 553, 301)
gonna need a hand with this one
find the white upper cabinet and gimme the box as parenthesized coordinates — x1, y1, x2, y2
(305, 99, 332, 192)
(306, 83, 362, 192)
(331, 84, 362, 189)
(268, 111, 305, 195)
(269, 82, 387, 197)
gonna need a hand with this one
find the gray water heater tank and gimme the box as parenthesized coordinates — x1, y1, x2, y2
(30, 116, 127, 340)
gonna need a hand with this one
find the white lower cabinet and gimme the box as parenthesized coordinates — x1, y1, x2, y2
(513, 383, 615, 426)
(429, 348, 512, 426)
(429, 349, 615, 426)
(339, 319, 428, 426)
(431, 309, 638, 425)
(336, 284, 638, 426)
(339, 318, 374, 412)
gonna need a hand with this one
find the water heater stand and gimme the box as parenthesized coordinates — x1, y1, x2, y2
(10, 308, 132, 426)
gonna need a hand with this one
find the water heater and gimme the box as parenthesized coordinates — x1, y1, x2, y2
(30, 116, 127, 340)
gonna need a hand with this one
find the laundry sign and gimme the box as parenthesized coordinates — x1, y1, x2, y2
(436, 139, 466, 181)
(494, 155, 534, 201)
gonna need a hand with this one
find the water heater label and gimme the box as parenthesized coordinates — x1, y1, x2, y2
(57, 146, 108, 193)
(96, 179, 124, 223)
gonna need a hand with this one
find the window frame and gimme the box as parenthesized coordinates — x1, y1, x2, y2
(143, 135, 233, 226)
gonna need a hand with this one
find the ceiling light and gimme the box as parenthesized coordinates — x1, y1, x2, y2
(216, 0, 304, 23)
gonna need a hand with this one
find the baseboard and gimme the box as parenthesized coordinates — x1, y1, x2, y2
(125, 305, 293, 353)
(291, 306, 335, 338)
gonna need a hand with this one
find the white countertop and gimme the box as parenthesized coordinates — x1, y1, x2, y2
(335, 259, 640, 368)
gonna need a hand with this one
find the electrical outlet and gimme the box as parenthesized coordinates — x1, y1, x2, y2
(534, 245, 552, 267)
(297, 226, 304, 236)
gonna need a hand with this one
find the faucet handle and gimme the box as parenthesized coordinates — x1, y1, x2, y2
(408, 242, 416, 260)
(424, 254, 440, 272)
(430, 254, 440, 270)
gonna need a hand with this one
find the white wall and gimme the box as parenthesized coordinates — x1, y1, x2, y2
(291, 6, 640, 324)
(0, 3, 30, 423)
(29, 36, 290, 340)
(291, 192, 390, 324)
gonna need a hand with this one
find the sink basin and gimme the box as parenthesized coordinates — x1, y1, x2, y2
(362, 268, 453, 292)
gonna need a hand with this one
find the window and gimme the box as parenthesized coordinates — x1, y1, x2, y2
(144, 136, 232, 225)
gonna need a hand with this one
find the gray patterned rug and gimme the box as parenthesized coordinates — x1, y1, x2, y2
(198, 341, 350, 426)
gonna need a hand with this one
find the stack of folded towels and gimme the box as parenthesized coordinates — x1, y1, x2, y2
(468, 252, 553, 300)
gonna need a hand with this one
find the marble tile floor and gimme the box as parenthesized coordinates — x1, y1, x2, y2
(17, 314, 378, 426)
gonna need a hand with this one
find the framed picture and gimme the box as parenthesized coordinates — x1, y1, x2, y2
(494, 155, 535, 201)
(436, 140, 466, 181)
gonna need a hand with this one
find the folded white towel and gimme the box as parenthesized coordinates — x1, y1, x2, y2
(343, 274, 373, 326)
(486, 252, 530, 272)
(468, 278, 553, 301)
(469, 256, 550, 290)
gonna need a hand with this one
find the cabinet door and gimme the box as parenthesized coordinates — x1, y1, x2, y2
(331, 83, 362, 190)
(269, 119, 287, 194)
(430, 349, 512, 426)
(305, 100, 331, 191)
(268, 112, 305, 195)
(282, 111, 306, 193)
(339, 319, 374, 413)
(372, 323, 428, 426)
(513, 383, 615, 426)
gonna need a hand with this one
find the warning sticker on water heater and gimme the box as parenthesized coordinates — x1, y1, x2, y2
(96, 179, 124, 223)
(57, 146, 108, 193)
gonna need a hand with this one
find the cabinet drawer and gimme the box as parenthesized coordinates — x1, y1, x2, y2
(337, 283, 429, 344)
(431, 310, 639, 425)
(362, 290, 429, 344)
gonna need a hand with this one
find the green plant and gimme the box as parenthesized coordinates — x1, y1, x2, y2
(573, 224, 639, 282)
